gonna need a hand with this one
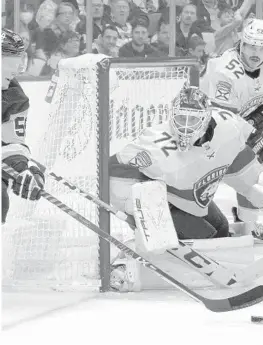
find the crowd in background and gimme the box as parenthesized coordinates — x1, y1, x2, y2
(3, 0, 258, 77)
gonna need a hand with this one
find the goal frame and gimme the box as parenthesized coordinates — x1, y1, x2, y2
(97, 57, 199, 291)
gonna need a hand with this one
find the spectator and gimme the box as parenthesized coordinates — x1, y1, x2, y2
(214, 6, 241, 55)
(159, 0, 191, 23)
(19, 29, 34, 72)
(119, 20, 155, 57)
(150, 18, 170, 56)
(188, 35, 206, 59)
(92, 25, 119, 56)
(196, 0, 225, 31)
(92, 0, 107, 38)
(146, 0, 158, 13)
(6, 3, 36, 33)
(214, 0, 254, 55)
(35, 2, 77, 60)
(36, 0, 79, 30)
(76, 0, 86, 15)
(77, 0, 108, 41)
(48, 31, 81, 73)
(35, 0, 61, 30)
(19, 4, 36, 32)
(109, 0, 133, 48)
(188, 35, 208, 73)
(176, 3, 202, 52)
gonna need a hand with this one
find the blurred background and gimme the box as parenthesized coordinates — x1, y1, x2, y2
(1, 0, 263, 78)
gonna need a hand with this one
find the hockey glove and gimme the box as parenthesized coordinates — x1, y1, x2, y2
(12, 163, 45, 201)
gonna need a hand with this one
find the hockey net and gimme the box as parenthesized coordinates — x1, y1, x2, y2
(2, 54, 199, 291)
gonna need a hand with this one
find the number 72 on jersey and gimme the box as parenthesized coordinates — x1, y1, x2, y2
(154, 132, 178, 157)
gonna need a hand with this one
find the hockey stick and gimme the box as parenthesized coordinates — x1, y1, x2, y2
(31, 160, 263, 288)
(3, 163, 263, 313)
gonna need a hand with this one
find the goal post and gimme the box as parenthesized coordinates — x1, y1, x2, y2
(97, 55, 199, 291)
(3, 54, 199, 292)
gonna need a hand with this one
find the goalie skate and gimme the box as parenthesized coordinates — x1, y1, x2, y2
(110, 241, 141, 292)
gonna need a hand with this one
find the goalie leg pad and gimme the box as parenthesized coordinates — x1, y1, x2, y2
(132, 180, 179, 254)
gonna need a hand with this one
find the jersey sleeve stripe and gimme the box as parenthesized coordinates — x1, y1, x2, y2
(2, 143, 30, 160)
(226, 146, 256, 175)
(237, 193, 260, 210)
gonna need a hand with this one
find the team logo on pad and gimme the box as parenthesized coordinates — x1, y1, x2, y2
(193, 165, 229, 208)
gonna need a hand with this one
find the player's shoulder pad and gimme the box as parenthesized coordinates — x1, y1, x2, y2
(2, 78, 29, 123)
(210, 48, 240, 81)
(212, 107, 255, 142)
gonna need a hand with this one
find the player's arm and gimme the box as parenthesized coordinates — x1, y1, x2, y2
(223, 120, 263, 222)
(238, 0, 255, 18)
(244, 105, 263, 163)
(2, 104, 45, 202)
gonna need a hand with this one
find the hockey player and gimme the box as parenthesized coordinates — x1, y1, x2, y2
(200, 18, 263, 226)
(109, 85, 263, 291)
(200, 18, 263, 114)
(2, 29, 45, 224)
(200, 18, 263, 159)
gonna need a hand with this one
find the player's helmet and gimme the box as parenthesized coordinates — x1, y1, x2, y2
(171, 85, 212, 152)
(240, 19, 263, 71)
(1, 28, 24, 56)
(241, 19, 263, 47)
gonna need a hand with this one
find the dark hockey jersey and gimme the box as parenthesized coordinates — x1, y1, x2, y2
(245, 104, 263, 163)
(2, 78, 30, 161)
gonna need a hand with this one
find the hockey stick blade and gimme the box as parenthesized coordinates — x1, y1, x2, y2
(33, 161, 256, 289)
(3, 163, 263, 312)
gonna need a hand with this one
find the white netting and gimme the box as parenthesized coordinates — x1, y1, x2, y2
(2, 54, 197, 291)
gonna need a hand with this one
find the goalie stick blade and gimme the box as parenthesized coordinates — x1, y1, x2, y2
(203, 285, 263, 313)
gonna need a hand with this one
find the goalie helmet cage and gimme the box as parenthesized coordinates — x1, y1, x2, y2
(3, 54, 199, 292)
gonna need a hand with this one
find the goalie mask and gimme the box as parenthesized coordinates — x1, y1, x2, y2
(170, 86, 212, 152)
(240, 19, 263, 72)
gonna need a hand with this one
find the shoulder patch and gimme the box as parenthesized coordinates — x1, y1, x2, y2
(129, 151, 152, 168)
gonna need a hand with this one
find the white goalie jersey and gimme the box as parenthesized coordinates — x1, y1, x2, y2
(110, 108, 262, 219)
(200, 48, 263, 117)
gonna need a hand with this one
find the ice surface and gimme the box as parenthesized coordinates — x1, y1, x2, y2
(1, 290, 263, 345)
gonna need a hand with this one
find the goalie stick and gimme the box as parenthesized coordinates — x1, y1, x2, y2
(3, 163, 263, 313)
(30, 160, 263, 288)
